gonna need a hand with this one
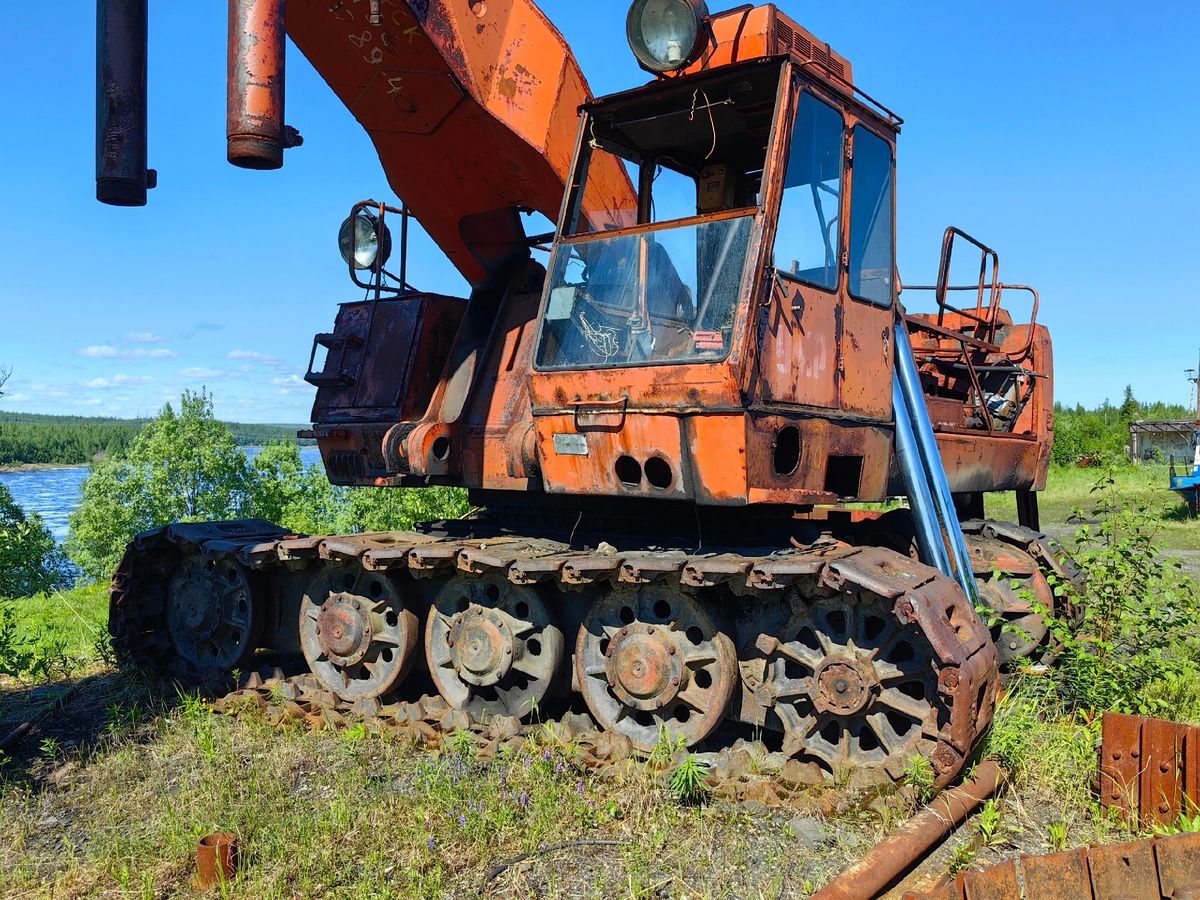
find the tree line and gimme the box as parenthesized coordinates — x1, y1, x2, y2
(1050, 387, 1191, 466)
(0, 413, 313, 467)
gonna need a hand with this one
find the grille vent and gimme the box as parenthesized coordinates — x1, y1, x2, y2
(775, 22, 845, 80)
(328, 451, 367, 481)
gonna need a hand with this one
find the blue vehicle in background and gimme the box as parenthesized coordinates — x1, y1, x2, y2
(1169, 424, 1200, 516)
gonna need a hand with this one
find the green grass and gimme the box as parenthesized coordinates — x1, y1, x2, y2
(4, 584, 109, 662)
(987, 464, 1200, 551)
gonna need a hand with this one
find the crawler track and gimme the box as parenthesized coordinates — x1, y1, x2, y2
(110, 519, 998, 787)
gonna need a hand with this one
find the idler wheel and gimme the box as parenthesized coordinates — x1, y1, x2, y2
(166, 557, 259, 672)
(300, 564, 419, 700)
(426, 574, 563, 720)
(576, 585, 736, 753)
(739, 579, 944, 784)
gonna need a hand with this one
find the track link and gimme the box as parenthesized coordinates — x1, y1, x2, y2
(109, 520, 999, 787)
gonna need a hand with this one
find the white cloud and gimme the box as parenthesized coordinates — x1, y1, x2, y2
(123, 332, 169, 343)
(178, 367, 230, 378)
(82, 375, 155, 389)
(81, 398, 103, 406)
(77, 345, 177, 360)
(270, 375, 307, 387)
(223, 350, 279, 363)
(78, 345, 120, 358)
(4, 393, 30, 402)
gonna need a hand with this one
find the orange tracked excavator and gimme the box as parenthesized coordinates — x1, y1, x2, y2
(97, 0, 1074, 786)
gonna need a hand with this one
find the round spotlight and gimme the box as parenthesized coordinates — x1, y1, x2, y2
(338, 212, 392, 271)
(626, 0, 709, 74)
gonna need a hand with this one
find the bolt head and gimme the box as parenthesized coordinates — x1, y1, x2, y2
(655, 699, 664, 708)
(667, 644, 676, 655)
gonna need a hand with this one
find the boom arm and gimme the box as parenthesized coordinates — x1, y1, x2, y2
(284, 0, 637, 286)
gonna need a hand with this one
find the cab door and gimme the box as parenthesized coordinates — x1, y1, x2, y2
(758, 85, 845, 410)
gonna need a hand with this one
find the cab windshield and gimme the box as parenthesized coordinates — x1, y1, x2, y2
(536, 63, 783, 369)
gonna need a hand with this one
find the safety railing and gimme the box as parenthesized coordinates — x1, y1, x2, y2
(902, 226, 1043, 435)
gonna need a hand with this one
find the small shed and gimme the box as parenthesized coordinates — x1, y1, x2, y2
(1128, 420, 1197, 462)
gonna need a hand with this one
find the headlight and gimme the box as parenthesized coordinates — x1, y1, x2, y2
(338, 212, 392, 271)
(626, 0, 709, 73)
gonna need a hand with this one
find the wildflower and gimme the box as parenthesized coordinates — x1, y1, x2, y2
(577, 780, 584, 795)
(520, 789, 528, 808)
(543, 748, 551, 762)
(459, 814, 466, 828)
(556, 762, 564, 773)
(428, 835, 436, 851)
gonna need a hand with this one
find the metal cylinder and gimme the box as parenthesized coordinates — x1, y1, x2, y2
(893, 314, 980, 604)
(96, 0, 151, 206)
(810, 759, 1003, 900)
(227, 0, 287, 169)
(893, 377, 951, 575)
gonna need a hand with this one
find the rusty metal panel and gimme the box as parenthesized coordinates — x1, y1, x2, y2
(962, 859, 1020, 900)
(1101, 712, 1145, 825)
(1155, 831, 1200, 899)
(1021, 847, 1093, 900)
(1087, 838, 1160, 900)
(1141, 716, 1186, 830)
(1186, 725, 1200, 817)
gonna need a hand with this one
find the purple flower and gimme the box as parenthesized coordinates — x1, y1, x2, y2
(428, 835, 436, 850)
(459, 814, 466, 828)
(468, 798, 474, 813)
(520, 789, 528, 808)
(577, 780, 584, 795)
(556, 762, 564, 773)
(543, 749, 551, 762)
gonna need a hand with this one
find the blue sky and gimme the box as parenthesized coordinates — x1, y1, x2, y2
(1, 1, 1198, 423)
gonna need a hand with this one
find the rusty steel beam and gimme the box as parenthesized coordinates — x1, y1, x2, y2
(227, 0, 299, 169)
(902, 831, 1200, 900)
(96, 0, 155, 205)
(810, 760, 1004, 900)
(1100, 711, 1200, 830)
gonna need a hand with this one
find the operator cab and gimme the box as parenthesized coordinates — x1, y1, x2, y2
(534, 34, 896, 385)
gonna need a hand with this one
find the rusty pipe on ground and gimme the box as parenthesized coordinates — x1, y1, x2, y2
(809, 759, 1004, 900)
(227, 0, 301, 169)
(96, 0, 155, 205)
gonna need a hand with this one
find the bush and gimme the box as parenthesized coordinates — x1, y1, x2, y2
(65, 390, 255, 580)
(1042, 469, 1200, 715)
(65, 390, 471, 581)
(0, 483, 69, 599)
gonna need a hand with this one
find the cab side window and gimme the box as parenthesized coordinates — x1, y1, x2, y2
(848, 125, 894, 307)
(774, 91, 844, 290)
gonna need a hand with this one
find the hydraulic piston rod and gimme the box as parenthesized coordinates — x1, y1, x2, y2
(227, 0, 300, 169)
(96, 0, 155, 205)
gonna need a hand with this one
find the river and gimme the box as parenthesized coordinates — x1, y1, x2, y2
(0, 446, 323, 543)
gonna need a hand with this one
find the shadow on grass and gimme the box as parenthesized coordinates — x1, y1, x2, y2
(0, 669, 180, 787)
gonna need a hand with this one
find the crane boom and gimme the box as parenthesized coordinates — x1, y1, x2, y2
(284, 0, 636, 286)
